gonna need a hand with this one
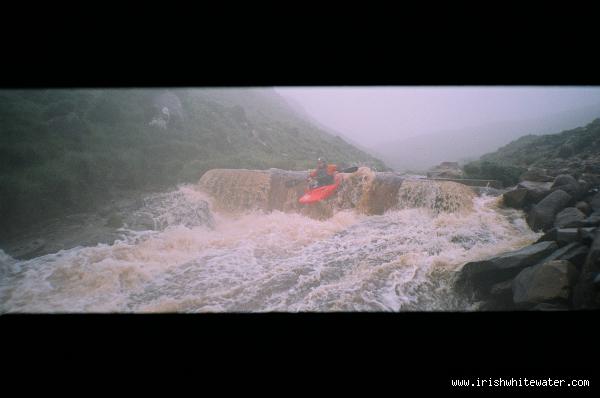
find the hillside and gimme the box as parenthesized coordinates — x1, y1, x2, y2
(373, 103, 600, 172)
(0, 88, 386, 237)
(281, 95, 383, 160)
(462, 118, 600, 186)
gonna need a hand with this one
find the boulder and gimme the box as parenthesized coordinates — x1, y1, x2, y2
(557, 245, 590, 271)
(537, 242, 589, 271)
(584, 214, 600, 227)
(455, 241, 558, 298)
(554, 207, 586, 228)
(526, 190, 572, 232)
(503, 181, 554, 209)
(583, 163, 600, 174)
(575, 201, 592, 216)
(552, 174, 578, 188)
(517, 181, 553, 204)
(153, 92, 183, 118)
(580, 173, 600, 187)
(535, 227, 557, 243)
(502, 188, 528, 209)
(578, 179, 592, 195)
(519, 168, 554, 182)
(551, 174, 583, 201)
(591, 192, 600, 212)
(150, 91, 184, 129)
(487, 279, 515, 310)
(579, 227, 597, 244)
(556, 228, 580, 245)
(572, 229, 600, 309)
(512, 260, 578, 309)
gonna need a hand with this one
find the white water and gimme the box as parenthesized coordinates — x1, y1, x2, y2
(0, 184, 539, 312)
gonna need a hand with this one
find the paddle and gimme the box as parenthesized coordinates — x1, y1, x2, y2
(285, 166, 359, 188)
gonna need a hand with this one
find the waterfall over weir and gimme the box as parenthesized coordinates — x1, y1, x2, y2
(0, 168, 538, 313)
(198, 167, 474, 218)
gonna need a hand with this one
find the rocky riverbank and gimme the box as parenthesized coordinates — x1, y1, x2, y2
(455, 165, 600, 310)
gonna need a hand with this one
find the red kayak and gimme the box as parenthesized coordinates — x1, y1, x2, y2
(299, 174, 342, 204)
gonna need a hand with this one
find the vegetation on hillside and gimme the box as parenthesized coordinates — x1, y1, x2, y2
(463, 118, 600, 186)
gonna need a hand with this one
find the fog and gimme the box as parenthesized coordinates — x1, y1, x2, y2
(276, 87, 600, 170)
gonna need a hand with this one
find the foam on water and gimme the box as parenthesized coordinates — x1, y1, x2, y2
(0, 185, 362, 312)
(0, 182, 540, 312)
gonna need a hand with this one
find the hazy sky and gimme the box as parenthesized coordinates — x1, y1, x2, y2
(275, 87, 600, 146)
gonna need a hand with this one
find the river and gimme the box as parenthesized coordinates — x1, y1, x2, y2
(0, 169, 540, 312)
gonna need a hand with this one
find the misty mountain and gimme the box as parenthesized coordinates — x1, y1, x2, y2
(0, 88, 386, 237)
(281, 94, 385, 160)
(371, 102, 600, 172)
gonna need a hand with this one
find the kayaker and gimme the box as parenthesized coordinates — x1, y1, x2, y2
(308, 158, 337, 188)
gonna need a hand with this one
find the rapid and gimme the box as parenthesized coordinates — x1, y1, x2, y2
(0, 168, 540, 312)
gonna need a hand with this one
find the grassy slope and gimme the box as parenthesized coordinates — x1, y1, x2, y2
(462, 118, 600, 186)
(0, 88, 386, 237)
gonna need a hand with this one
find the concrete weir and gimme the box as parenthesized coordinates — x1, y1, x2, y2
(427, 177, 503, 189)
(198, 167, 476, 218)
(198, 167, 405, 217)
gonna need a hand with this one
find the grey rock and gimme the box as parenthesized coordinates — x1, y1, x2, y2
(519, 168, 554, 182)
(578, 179, 592, 195)
(575, 201, 592, 216)
(503, 181, 554, 210)
(490, 279, 513, 296)
(593, 272, 600, 287)
(455, 241, 558, 298)
(554, 207, 586, 228)
(579, 227, 597, 244)
(552, 174, 578, 188)
(535, 227, 557, 243)
(558, 245, 590, 271)
(153, 92, 183, 117)
(150, 91, 184, 128)
(584, 215, 600, 226)
(538, 242, 589, 271)
(551, 174, 584, 201)
(573, 229, 600, 309)
(580, 173, 600, 187)
(517, 181, 553, 203)
(502, 188, 528, 209)
(591, 192, 600, 212)
(512, 260, 578, 309)
(487, 279, 515, 310)
(527, 190, 572, 232)
(556, 228, 580, 245)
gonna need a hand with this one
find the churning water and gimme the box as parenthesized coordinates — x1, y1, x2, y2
(0, 176, 539, 313)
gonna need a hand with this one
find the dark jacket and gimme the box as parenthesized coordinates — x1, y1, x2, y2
(310, 164, 337, 186)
